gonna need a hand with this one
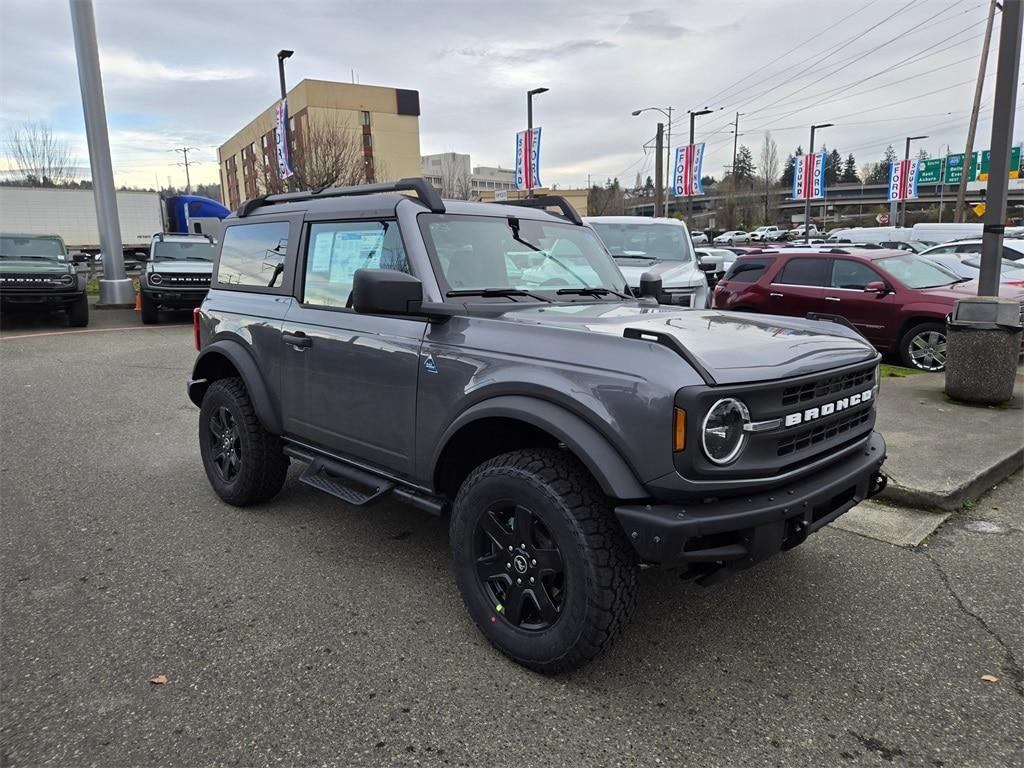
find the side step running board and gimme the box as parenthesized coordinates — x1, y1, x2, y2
(299, 456, 394, 507)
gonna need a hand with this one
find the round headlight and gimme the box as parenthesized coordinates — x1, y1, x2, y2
(149, 272, 163, 285)
(701, 398, 750, 465)
(59, 274, 74, 286)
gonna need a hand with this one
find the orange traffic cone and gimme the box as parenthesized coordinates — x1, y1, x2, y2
(134, 292, 141, 311)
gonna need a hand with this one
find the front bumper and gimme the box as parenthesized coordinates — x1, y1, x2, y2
(143, 288, 208, 308)
(615, 430, 886, 574)
(0, 289, 83, 305)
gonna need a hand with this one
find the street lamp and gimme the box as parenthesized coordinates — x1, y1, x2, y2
(277, 49, 295, 191)
(526, 87, 548, 198)
(805, 122, 833, 242)
(901, 134, 929, 227)
(632, 107, 674, 207)
(686, 108, 713, 221)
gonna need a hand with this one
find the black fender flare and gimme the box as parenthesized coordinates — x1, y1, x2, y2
(433, 395, 649, 501)
(187, 339, 282, 434)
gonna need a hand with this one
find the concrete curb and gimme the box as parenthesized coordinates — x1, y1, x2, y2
(878, 447, 1024, 512)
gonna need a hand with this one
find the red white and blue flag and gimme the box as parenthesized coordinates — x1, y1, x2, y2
(275, 99, 294, 180)
(515, 127, 542, 190)
(792, 151, 826, 200)
(887, 159, 919, 201)
(673, 143, 705, 197)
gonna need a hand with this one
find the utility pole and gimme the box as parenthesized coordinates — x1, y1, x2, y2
(938, 143, 950, 222)
(901, 135, 928, 227)
(665, 106, 673, 206)
(69, 0, 132, 307)
(956, 0, 998, 223)
(686, 108, 713, 222)
(730, 112, 741, 178)
(171, 146, 198, 194)
(805, 123, 832, 243)
(978, 0, 1022, 297)
(527, 87, 549, 199)
(654, 122, 665, 218)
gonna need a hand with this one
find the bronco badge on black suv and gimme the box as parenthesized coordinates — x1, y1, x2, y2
(187, 178, 887, 673)
(0, 233, 89, 326)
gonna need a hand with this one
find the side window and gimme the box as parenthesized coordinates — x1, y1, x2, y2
(217, 221, 289, 288)
(723, 258, 773, 283)
(927, 245, 957, 255)
(776, 257, 830, 287)
(954, 244, 983, 254)
(831, 259, 883, 290)
(303, 220, 409, 309)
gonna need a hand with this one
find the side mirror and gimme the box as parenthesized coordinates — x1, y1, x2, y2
(698, 254, 724, 273)
(638, 271, 663, 301)
(352, 269, 424, 315)
(864, 281, 888, 294)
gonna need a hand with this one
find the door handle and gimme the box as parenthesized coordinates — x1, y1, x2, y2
(282, 331, 312, 349)
(824, 296, 841, 302)
(769, 292, 784, 298)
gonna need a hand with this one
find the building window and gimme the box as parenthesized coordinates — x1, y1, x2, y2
(261, 136, 267, 148)
(289, 117, 295, 131)
(363, 134, 373, 149)
(360, 110, 371, 126)
(250, 142, 257, 155)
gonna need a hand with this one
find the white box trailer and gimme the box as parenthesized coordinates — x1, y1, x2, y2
(0, 187, 163, 253)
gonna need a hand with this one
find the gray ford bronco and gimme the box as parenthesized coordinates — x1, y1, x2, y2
(0, 233, 89, 326)
(187, 179, 887, 673)
(140, 233, 217, 324)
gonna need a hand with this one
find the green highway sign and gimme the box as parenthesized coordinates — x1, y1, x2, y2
(978, 147, 1021, 180)
(943, 152, 977, 185)
(917, 158, 942, 184)
(940, 147, 1022, 184)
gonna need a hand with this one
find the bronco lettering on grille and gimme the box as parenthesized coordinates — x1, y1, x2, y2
(783, 388, 873, 428)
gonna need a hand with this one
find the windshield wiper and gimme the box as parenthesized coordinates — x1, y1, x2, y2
(446, 288, 551, 303)
(556, 287, 633, 300)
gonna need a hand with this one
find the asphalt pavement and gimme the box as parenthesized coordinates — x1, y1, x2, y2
(1, 313, 1021, 768)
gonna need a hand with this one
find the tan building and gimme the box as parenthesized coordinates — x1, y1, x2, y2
(477, 187, 591, 216)
(218, 79, 422, 210)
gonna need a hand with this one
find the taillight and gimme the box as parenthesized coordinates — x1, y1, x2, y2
(193, 307, 202, 351)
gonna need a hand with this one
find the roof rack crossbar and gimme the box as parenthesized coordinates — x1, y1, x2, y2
(490, 195, 583, 226)
(236, 177, 445, 218)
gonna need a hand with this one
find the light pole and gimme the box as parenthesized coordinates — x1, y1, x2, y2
(900, 135, 928, 227)
(632, 107, 674, 209)
(805, 122, 833, 242)
(686, 108, 713, 222)
(277, 49, 294, 192)
(527, 87, 548, 198)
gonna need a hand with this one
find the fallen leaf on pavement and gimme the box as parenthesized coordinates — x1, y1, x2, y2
(148, 674, 168, 685)
(980, 675, 999, 683)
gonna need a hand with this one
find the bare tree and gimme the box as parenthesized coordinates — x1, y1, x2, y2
(439, 152, 472, 199)
(6, 121, 78, 186)
(757, 132, 780, 224)
(254, 115, 373, 195)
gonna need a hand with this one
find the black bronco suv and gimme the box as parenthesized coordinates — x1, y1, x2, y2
(188, 179, 887, 673)
(140, 233, 216, 324)
(0, 233, 89, 326)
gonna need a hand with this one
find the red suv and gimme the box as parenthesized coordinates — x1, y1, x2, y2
(713, 248, 1024, 371)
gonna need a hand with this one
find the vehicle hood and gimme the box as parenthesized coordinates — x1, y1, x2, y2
(916, 280, 1024, 302)
(149, 260, 213, 274)
(496, 302, 878, 384)
(0, 260, 72, 275)
(614, 258, 704, 288)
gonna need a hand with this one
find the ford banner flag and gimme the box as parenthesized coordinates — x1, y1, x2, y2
(888, 158, 919, 201)
(515, 127, 542, 191)
(673, 143, 706, 197)
(275, 98, 294, 181)
(792, 151, 826, 200)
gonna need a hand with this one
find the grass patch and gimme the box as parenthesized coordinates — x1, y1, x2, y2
(880, 363, 923, 378)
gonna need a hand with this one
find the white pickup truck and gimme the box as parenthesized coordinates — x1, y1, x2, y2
(748, 225, 782, 242)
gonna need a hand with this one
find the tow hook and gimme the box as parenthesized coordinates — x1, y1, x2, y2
(869, 472, 888, 498)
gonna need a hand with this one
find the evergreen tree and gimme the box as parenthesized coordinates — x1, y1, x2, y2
(734, 145, 755, 182)
(780, 145, 803, 190)
(841, 153, 860, 183)
(825, 147, 843, 186)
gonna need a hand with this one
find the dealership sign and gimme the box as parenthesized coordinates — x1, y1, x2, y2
(672, 143, 706, 196)
(515, 127, 542, 191)
(275, 99, 294, 180)
(888, 158, 919, 201)
(792, 151, 826, 200)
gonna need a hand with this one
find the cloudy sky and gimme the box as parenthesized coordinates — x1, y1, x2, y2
(0, 0, 1015, 190)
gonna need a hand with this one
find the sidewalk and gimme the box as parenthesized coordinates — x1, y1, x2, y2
(875, 367, 1023, 511)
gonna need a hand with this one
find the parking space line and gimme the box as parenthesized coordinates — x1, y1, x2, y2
(0, 325, 187, 341)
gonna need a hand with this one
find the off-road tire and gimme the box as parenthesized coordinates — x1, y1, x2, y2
(140, 292, 158, 325)
(198, 377, 289, 506)
(450, 448, 639, 674)
(67, 294, 88, 327)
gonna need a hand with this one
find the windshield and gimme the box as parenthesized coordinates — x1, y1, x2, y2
(421, 214, 628, 298)
(151, 240, 216, 261)
(875, 253, 961, 289)
(0, 235, 65, 260)
(961, 257, 1024, 274)
(589, 222, 694, 262)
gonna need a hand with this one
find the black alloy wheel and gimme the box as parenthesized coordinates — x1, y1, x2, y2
(207, 405, 241, 482)
(474, 502, 564, 630)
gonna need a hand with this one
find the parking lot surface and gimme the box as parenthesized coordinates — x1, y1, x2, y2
(2, 318, 1021, 767)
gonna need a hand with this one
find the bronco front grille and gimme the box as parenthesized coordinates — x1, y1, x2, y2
(154, 273, 209, 287)
(0, 274, 69, 289)
(780, 364, 875, 407)
(777, 408, 872, 457)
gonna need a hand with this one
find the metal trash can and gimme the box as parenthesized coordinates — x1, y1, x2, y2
(945, 297, 1023, 405)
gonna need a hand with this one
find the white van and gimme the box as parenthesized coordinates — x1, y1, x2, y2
(911, 222, 1024, 243)
(827, 226, 915, 245)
